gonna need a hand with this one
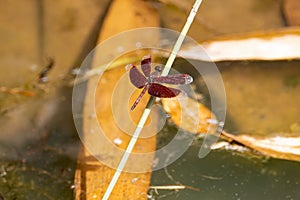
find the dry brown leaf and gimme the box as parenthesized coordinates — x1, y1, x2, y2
(283, 0, 300, 26)
(75, 66, 158, 199)
(219, 131, 300, 162)
(99, 0, 158, 41)
(179, 28, 300, 61)
(162, 97, 217, 134)
(74, 0, 160, 199)
(162, 97, 300, 162)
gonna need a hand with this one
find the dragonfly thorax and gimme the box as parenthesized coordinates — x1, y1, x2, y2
(148, 66, 162, 83)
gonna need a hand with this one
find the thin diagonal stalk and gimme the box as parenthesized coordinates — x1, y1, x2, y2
(161, 0, 202, 76)
(102, 1, 203, 199)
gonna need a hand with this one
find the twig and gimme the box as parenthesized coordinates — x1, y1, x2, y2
(70, 56, 138, 85)
(0, 86, 35, 97)
(38, 57, 54, 83)
(149, 184, 200, 191)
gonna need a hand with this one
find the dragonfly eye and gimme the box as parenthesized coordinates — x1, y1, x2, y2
(185, 75, 193, 84)
(154, 66, 163, 73)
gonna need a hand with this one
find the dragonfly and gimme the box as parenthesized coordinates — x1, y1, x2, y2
(128, 55, 193, 110)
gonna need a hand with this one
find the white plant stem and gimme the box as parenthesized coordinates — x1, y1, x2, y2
(102, 1, 203, 199)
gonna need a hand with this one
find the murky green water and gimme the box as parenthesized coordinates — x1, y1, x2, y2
(151, 141, 300, 200)
(0, 88, 78, 199)
(150, 60, 300, 200)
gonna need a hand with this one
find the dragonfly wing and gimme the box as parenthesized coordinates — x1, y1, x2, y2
(141, 55, 151, 77)
(148, 83, 181, 98)
(151, 74, 193, 85)
(129, 65, 147, 88)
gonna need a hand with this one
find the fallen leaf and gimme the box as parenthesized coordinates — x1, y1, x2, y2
(283, 0, 300, 26)
(162, 97, 300, 162)
(74, 0, 160, 199)
(162, 97, 217, 134)
(179, 28, 300, 61)
(218, 131, 300, 162)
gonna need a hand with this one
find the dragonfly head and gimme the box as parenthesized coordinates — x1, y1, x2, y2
(154, 65, 163, 73)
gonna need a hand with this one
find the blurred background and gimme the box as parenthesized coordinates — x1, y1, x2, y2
(0, 0, 299, 199)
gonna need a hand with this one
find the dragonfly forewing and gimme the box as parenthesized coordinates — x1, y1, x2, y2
(129, 65, 147, 88)
(151, 74, 193, 85)
(141, 55, 151, 77)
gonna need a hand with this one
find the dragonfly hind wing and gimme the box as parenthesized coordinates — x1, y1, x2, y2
(148, 83, 181, 98)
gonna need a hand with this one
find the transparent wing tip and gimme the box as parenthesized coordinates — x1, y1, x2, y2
(175, 90, 188, 99)
(185, 75, 193, 84)
(142, 55, 151, 60)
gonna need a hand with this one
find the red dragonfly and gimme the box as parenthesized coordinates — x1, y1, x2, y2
(128, 55, 193, 110)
